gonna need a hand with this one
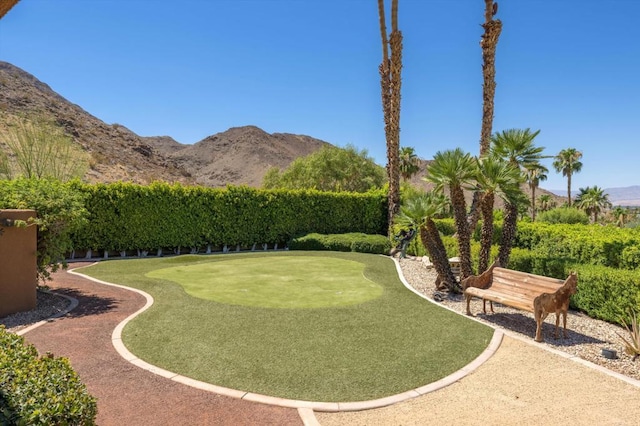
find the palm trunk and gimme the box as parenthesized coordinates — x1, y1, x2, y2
(450, 185, 473, 279)
(498, 201, 518, 267)
(378, 0, 402, 230)
(567, 173, 572, 207)
(478, 192, 495, 273)
(468, 0, 502, 233)
(421, 223, 458, 292)
(531, 184, 537, 221)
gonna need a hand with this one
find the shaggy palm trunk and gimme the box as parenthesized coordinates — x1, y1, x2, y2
(420, 224, 458, 292)
(450, 185, 473, 279)
(468, 0, 502, 233)
(378, 0, 403, 230)
(498, 201, 518, 267)
(478, 192, 495, 273)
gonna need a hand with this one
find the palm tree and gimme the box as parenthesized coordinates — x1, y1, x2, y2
(378, 0, 403, 229)
(553, 148, 583, 207)
(537, 194, 555, 212)
(525, 163, 548, 221)
(399, 146, 420, 181)
(474, 156, 523, 272)
(575, 186, 611, 223)
(395, 192, 459, 292)
(491, 128, 544, 267)
(425, 148, 477, 279)
(467, 0, 503, 232)
(611, 206, 629, 227)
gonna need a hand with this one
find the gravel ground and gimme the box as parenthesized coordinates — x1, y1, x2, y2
(398, 256, 640, 382)
(1, 290, 72, 333)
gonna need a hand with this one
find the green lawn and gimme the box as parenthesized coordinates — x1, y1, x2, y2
(79, 251, 493, 402)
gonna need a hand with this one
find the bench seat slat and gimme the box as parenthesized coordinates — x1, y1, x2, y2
(465, 287, 536, 312)
(494, 268, 564, 285)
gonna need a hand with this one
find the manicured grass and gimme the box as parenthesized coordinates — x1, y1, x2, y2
(79, 251, 493, 402)
(145, 256, 383, 308)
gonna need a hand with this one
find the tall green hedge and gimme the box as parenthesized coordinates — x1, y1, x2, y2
(70, 182, 387, 253)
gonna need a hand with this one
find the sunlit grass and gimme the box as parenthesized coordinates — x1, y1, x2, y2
(79, 251, 493, 401)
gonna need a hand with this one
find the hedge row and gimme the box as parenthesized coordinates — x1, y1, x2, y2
(0, 326, 97, 425)
(515, 222, 640, 270)
(289, 233, 391, 254)
(70, 182, 387, 254)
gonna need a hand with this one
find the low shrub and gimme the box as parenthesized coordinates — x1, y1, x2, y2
(0, 326, 97, 425)
(289, 233, 391, 254)
(537, 207, 589, 225)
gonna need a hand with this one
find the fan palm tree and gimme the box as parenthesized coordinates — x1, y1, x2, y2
(525, 163, 548, 221)
(395, 192, 460, 292)
(378, 0, 403, 229)
(490, 128, 544, 267)
(575, 186, 611, 223)
(399, 146, 420, 181)
(611, 206, 629, 227)
(474, 156, 523, 272)
(537, 194, 555, 212)
(425, 148, 477, 279)
(553, 148, 583, 207)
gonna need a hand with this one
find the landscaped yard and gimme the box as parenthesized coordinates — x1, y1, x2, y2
(78, 251, 493, 401)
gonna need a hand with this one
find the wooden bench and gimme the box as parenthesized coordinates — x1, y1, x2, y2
(461, 262, 578, 342)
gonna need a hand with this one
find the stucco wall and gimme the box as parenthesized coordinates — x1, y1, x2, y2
(0, 209, 37, 317)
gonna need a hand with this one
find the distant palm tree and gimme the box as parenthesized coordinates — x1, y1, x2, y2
(378, 0, 403, 229)
(575, 186, 611, 223)
(491, 128, 544, 267)
(425, 148, 477, 279)
(553, 148, 583, 207)
(611, 205, 629, 227)
(536, 194, 555, 212)
(396, 192, 460, 292)
(475, 156, 523, 272)
(525, 163, 549, 221)
(399, 146, 420, 181)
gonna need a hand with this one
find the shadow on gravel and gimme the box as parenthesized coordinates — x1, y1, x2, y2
(476, 311, 607, 346)
(53, 287, 120, 319)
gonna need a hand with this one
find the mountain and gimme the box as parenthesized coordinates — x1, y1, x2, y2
(0, 61, 330, 187)
(548, 186, 640, 206)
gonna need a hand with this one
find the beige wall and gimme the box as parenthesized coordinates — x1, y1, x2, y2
(0, 209, 37, 317)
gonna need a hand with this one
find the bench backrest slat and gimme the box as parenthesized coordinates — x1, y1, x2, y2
(493, 268, 564, 286)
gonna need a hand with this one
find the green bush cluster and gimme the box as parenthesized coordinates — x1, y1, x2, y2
(289, 233, 391, 254)
(0, 326, 97, 425)
(515, 222, 640, 269)
(537, 207, 589, 224)
(0, 178, 88, 281)
(70, 182, 387, 254)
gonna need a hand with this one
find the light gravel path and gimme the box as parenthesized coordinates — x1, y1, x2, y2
(317, 256, 640, 426)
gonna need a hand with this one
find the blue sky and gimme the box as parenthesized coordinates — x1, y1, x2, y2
(1, 0, 639, 190)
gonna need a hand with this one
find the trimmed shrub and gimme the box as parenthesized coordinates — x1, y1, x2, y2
(570, 264, 640, 324)
(289, 233, 391, 254)
(0, 326, 97, 425)
(537, 207, 589, 225)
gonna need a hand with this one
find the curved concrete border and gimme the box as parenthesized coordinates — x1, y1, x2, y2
(17, 290, 79, 337)
(67, 260, 504, 412)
